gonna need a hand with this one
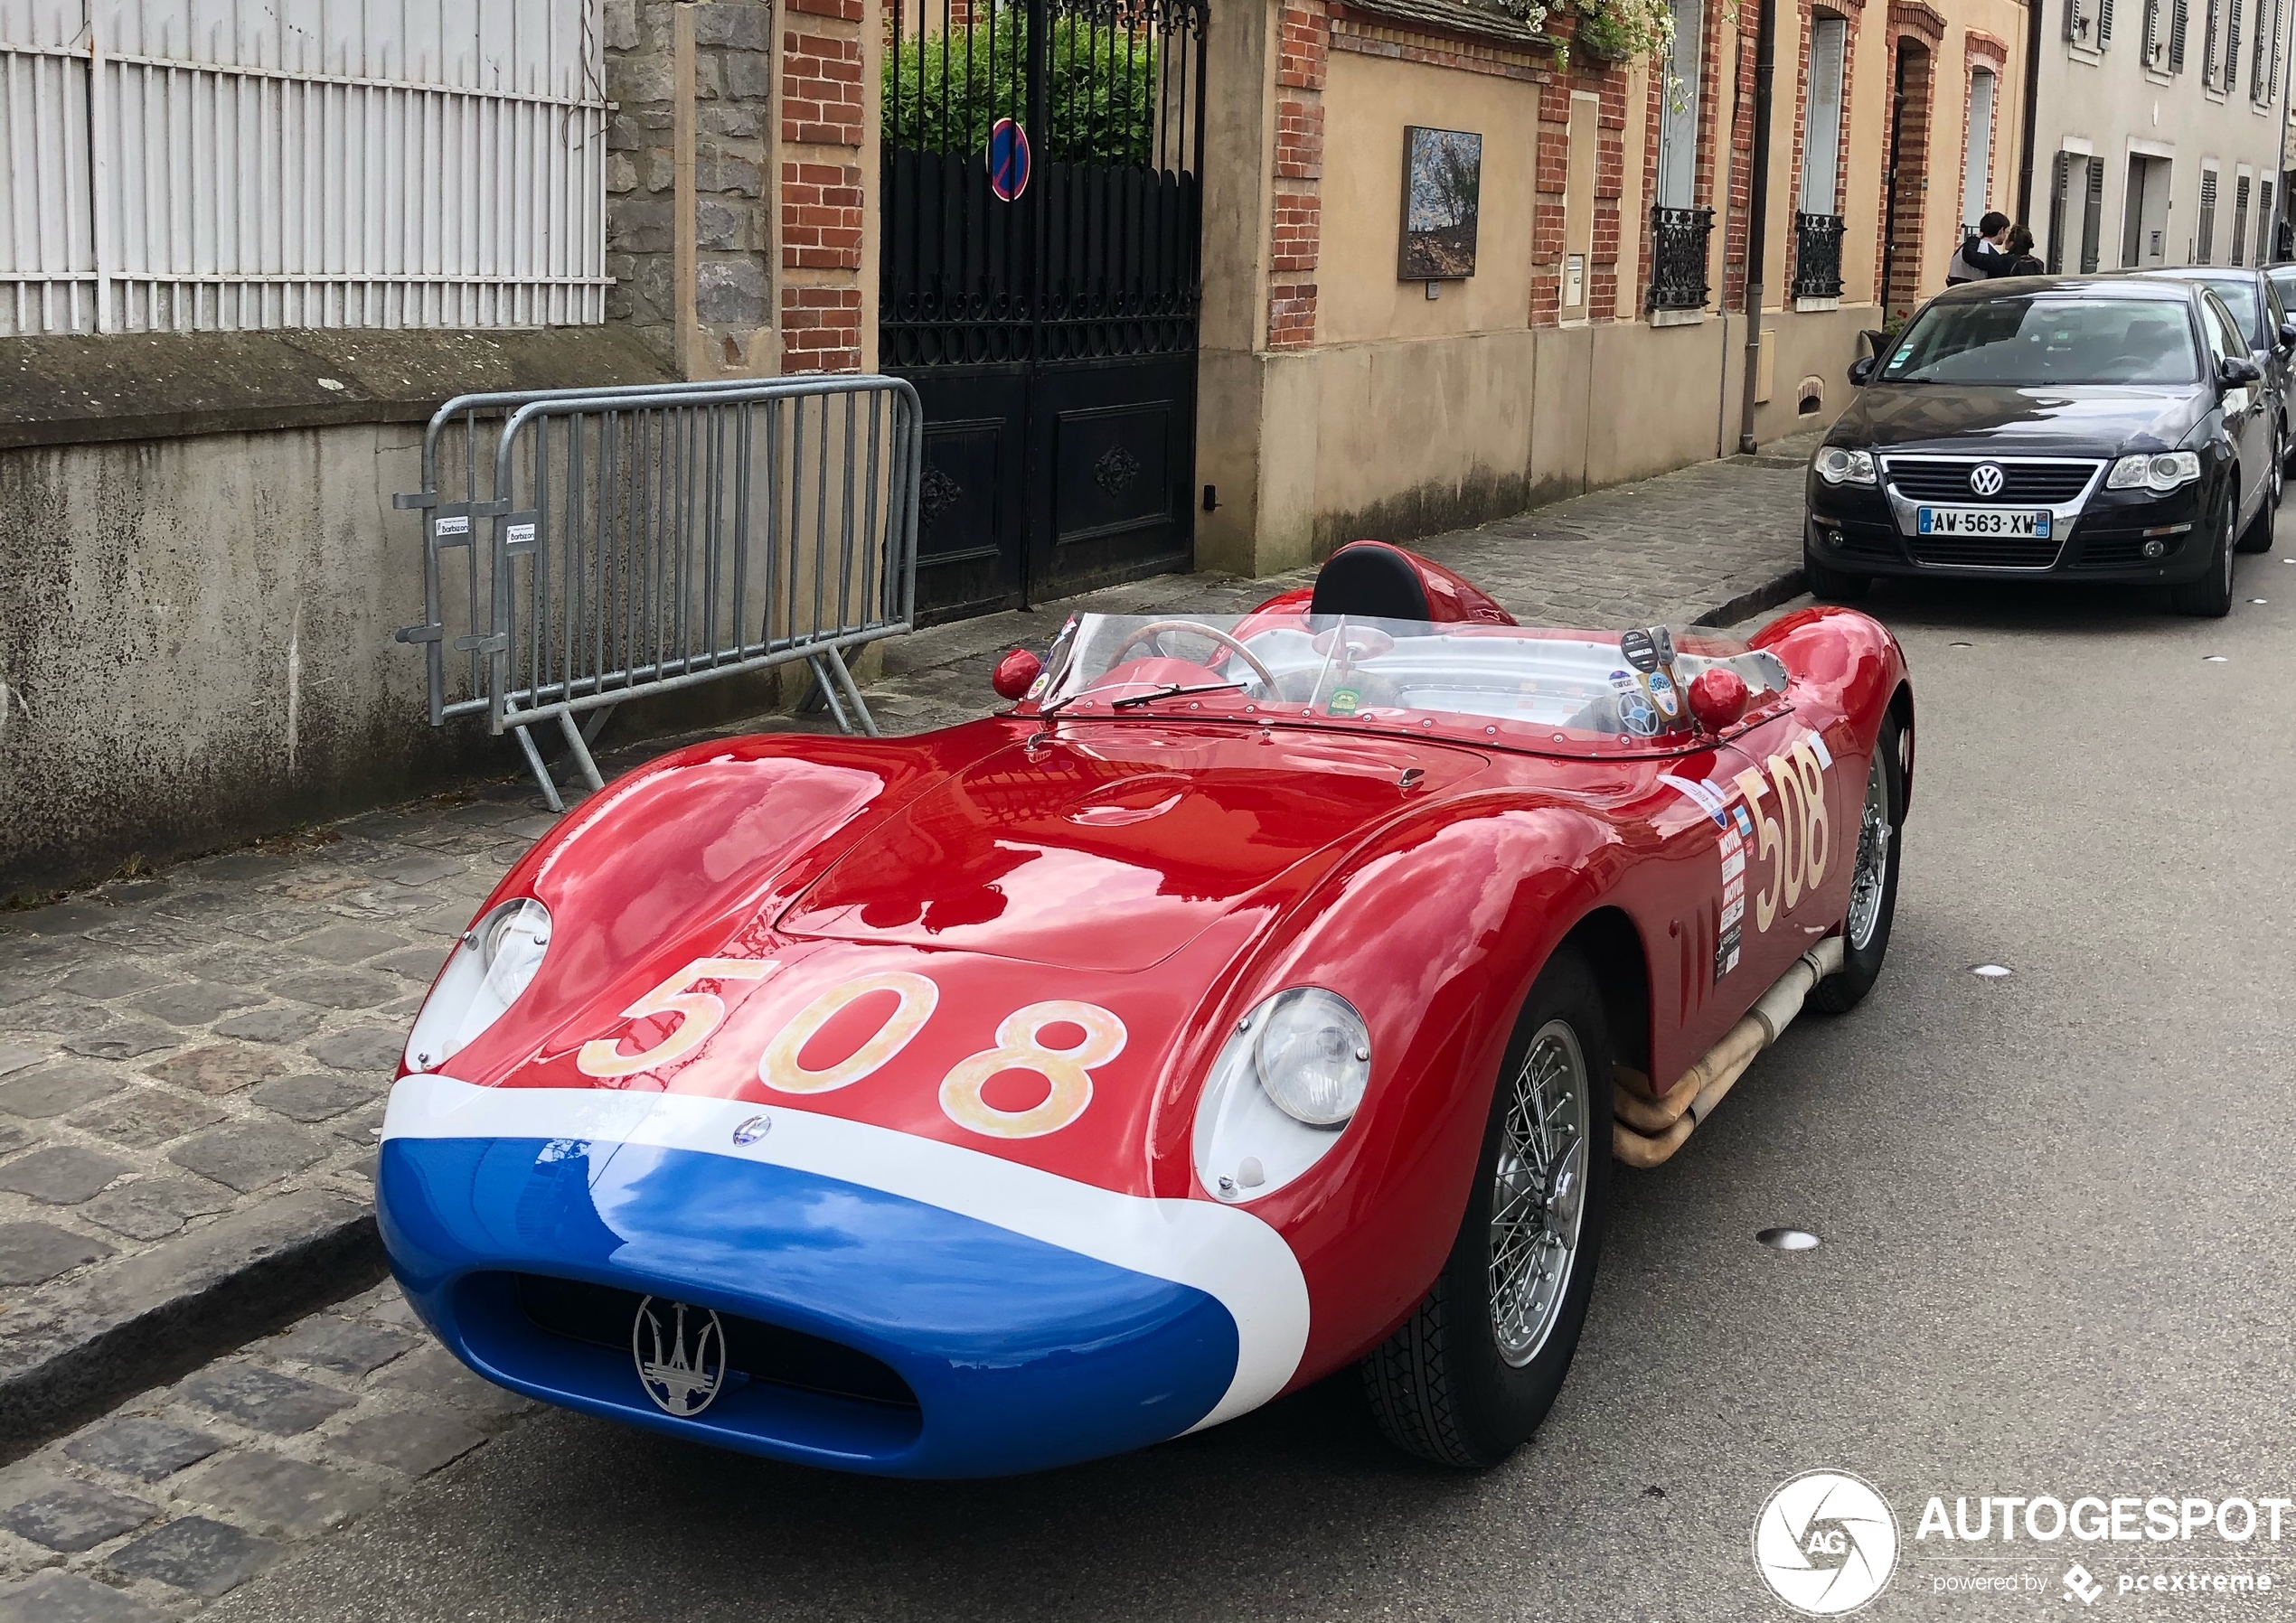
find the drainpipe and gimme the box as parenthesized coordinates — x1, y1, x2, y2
(2016, 0, 2042, 223)
(1736, 0, 1780, 455)
(2274, 14, 2294, 262)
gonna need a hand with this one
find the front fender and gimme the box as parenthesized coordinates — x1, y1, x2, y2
(1153, 795, 1628, 1386)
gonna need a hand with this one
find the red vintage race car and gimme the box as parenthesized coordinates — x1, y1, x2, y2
(379, 541, 1913, 1478)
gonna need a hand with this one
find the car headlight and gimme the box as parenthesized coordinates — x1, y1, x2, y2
(2106, 451, 2201, 492)
(402, 898, 551, 1074)
(1192, 988, 1369, 1203)
(1812, 446, 1877, 485)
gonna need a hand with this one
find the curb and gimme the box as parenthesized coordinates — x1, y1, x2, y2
(0, 555, 1805, 1465)
(0, 1190, 388, 1465)
(1692, 567, 1809, 628)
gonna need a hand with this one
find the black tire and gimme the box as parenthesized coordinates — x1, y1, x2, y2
(1812, 712, 1905, 1015)
(2171, 486, 2237, 616)
(1803, 548, 1872, 602)
(2238, 465, 2277, 553)
(1361, 948, 1613, 1468)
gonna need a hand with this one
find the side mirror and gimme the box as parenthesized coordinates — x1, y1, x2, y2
(991, 648, 1042, 701)
(2220, 355, 2263, 388)
(2278, 318, 2296, 348)
(1849, 354, 1877, 387)
(1688, 668, 1751, 733)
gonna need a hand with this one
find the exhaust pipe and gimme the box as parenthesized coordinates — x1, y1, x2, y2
(1610, 937, 1846, 1168)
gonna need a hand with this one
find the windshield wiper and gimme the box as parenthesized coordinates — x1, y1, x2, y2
(1107, 680, 1249, 709)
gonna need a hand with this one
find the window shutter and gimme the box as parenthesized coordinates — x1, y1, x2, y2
(2262, 181, 2275, 265)
(2048, 153, 2073, 272)
(2234, 174, 2253, 264)
(2227, 0, 2241, 89)
(2171, 0, 2189, 66)
(2101, 0, 2115, 40)
(2198, 170, 2218, 262)
(2082, 159, 2107, 271)
(2207, 0, 2223, 80)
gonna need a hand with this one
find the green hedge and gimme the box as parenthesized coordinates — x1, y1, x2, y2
(883, 17, 1159, 166)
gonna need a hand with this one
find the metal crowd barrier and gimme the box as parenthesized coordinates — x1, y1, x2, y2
(393, 375, 922, 810)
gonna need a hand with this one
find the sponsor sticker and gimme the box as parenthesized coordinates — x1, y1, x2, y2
(1810, 731, 1834, 770)
(1620, 628, 1660, 672)
(1327, 686, 1360, 718)
(1649, 670, 1680, 718)
(1723, 874, 1745, 905)
(1733, 805, 1755, 839)
(1714, 920, 1743, 981)
(1659, 773, 1730, 827)
(1720, 849, 1746, 882)
(1609, 668, 1640, 692)
(1721, 896, 1744, 929)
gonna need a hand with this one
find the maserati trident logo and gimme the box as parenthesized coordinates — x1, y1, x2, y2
(1968, 461, 2006, 496)
(1753, 1470, 1900, 1614)
(632, 1297, 727, 1417)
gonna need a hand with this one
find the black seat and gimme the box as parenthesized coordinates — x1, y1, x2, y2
(1307, 541, 1431, 622)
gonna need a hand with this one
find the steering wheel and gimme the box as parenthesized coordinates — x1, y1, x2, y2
(1106, 620, 1281, 694)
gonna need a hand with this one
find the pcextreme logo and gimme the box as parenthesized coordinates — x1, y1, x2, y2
(1753, 1470, 1902, 1615)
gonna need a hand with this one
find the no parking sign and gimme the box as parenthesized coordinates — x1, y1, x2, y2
(987, 117, 1031, 202)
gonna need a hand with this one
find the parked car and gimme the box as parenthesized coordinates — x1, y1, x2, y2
(2133, 264, 2296, 475)
(378, 542, 1914, 1478)
(1810, 277, 2275, 617)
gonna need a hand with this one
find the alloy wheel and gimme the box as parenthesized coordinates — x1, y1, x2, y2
(1488, 1019, 1590, 1367)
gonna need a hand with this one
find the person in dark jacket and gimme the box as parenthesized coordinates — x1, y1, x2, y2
(1946, 211, 2012, 284)
(1999, 224, 2045, 277)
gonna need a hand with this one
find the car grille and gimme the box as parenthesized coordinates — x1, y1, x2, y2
(1906, 532, 2065, 568)
(1882, 458, 2101, 503)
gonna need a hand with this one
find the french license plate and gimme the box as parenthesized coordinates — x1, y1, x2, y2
(1916, 505, 2052, 538)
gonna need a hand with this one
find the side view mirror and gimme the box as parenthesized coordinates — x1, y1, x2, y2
(2220, 355, 2263, 387)
(991, 648, 1041, 701)
(1849, 354, 1877, 387)
(2278, 318, 2296, 348)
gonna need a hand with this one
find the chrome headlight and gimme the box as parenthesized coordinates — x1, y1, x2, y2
(1192, 987, 1370, 1203)
(1812, 446, 1877, 485)
(2106, 451, 2201, 492)
(403, 898, 551, 1074)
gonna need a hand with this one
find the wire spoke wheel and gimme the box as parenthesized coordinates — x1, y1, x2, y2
(1847, 747, 1893, 951)
(1487, 1019, 1589, 1367)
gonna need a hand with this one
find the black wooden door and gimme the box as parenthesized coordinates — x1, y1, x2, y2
(881, 0, 1208, 624)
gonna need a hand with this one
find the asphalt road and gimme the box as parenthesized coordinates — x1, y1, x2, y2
(206, 567, 2296, 1623)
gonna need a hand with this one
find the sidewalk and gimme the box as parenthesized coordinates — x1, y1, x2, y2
(0, 439, 1814, 1462)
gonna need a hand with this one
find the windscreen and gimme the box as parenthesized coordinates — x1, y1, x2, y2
(1880, 296, 2202, 386)
(2199, 277, 2261, 340)
(1028, 614, 1788, 748)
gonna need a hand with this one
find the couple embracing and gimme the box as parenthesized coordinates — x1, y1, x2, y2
(1944, 211, 2046, 284)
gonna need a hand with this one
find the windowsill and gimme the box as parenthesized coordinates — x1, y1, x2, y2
(0, 325, 674, 450)
(2143, 66, 2175, 83)
(1649, 308, 1707, 327)
(2067, 41, 2103, 61)
(2206, 86, 2227, 102)
(1794, 296, 1842, 312)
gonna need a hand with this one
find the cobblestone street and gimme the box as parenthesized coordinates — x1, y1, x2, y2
(0, 444, 1810, 1618)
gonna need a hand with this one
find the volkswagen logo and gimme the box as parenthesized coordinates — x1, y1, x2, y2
(632, 1297, 727, 1417)
(1968, 462, 2006, 497)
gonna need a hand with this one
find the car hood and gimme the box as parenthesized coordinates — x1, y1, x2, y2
(1840, 383, 2207, 454)
(778, 726, 1491, 972)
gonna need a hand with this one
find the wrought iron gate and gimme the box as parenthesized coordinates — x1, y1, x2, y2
(881, 0, 1208, 622)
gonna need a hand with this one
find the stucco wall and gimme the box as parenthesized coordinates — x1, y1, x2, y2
(0, 423, 795, 898)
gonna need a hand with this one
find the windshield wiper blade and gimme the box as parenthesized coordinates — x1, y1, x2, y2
(1107, 680, 1249, 709)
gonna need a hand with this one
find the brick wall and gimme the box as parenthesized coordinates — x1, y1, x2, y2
(1528, 47, 1631, 326)
(1269, 0, 1331, 347)
(783, 0, 870, 371)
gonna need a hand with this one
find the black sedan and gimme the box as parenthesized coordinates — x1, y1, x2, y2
(1806, 277, 2276, 617)
(2132, 263, 2296, 476)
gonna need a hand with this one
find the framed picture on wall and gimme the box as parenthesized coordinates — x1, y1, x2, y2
(1399, 126, 1483, 279)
